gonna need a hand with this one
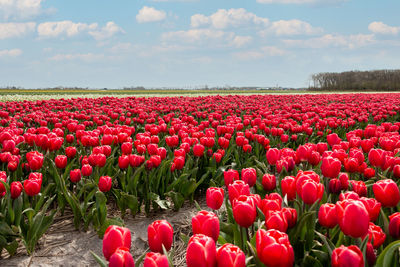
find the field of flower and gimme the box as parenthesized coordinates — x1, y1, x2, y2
(1, 93, 400, 266)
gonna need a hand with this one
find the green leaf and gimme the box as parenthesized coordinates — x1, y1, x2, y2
(90, 250, 107, 267)
(375, 240, 400, 267)
(150, 193, 170, 210)
(165, 192, 184, 211)
(315, 231, 335, 256)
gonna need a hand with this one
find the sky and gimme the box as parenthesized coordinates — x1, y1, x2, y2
(0, 0, 399, 89)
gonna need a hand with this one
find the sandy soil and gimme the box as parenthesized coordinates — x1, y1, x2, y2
(0, 199, 205, 267)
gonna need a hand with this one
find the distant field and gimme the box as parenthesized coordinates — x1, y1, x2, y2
(0, 88, 305, 95)
(0, 89, 398, 102)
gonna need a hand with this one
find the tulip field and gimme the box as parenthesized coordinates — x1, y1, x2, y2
(2, 93, 400, 266)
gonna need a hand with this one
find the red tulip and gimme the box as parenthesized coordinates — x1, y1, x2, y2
(216, 243, 245, 267)
(331, 245, 364, 267)
(281, 207, 297, 229)
(363, 222, 386, 249)
(186, 234, 216, 267)
(359, 197, 381, 222)
(281, 176, 296, 201)
(98, 176, 112, 192)
(336, 200, 369, 238)
(266, 148, 280, 166)
(389, 212, 400, 238)
(148, 220, 173, 253)
(121, 142, 133, 155)
(265, 210, 288, 232)
(143, 252, 169, 267)
(55, 155, 67, 169)
(296, 178, 324, 205)
(65, 146, 77, 158)
(102, 225, 131, 261)
(256, 229, 294, 267)
(228, 180, 250, 203)
(192, 210, 220, 242)
(224, 169, 239, 187)
(23, 178, 41, 197)
(373, 179, 400, 207)
(368, 148, 385, 168)
(206, 187, 224, 210)
(262, 173, 276, 191)
(321, 156, 341, 178)
(193, 144, 205, 157)
(109, 247, 135, 267)
(232, 195, 257, 228)
(10, 181, 23, 199)
(327, 133, 341, 147)
(81, 164, 93, 176)
(118, 155, 130, 169)
(70, 169, 82, 183)
(318, 203, 337, 228)
(329, 179, 342, 194)
(350, 180, 367, 197)
(241, 168, 257, 187)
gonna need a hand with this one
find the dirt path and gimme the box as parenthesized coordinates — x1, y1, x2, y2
(0, 199, 206, 267)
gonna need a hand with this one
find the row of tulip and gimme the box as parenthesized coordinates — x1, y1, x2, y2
(1, 94, 400, 266)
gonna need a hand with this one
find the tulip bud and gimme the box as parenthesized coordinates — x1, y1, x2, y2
(55, 155, 68, 169)
(143, 252, 168, 267)
(109, 247, 135, 267)
(373, 179, 400, 207)
(98, 176, 112, 192)
(318, 203, 337, 228)
(332, 245, 364, 267)
(70, 169, 82, 183)
(224, 169, 239, 187)
(336, 200, 369, 238)
(256, 229, 294, 267)
(261, 173, 276, 191)
(389, 212, 400, 238)
(102, 225, 131, 261)
(10, 181, 23, 199)
(281, 176, 296, 201)
(192, 210, 220, 242)
(232, 195, 257, 228)
(241, 168, 257, 187)
(321, 156, 341, 178)
(216, 243, 245, 267)
(148, 220, 173, 253)
(186, 234, 216, 267)
(206, 187, 224, 210)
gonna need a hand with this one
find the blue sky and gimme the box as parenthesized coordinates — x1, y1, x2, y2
(0, 0, 399, 89)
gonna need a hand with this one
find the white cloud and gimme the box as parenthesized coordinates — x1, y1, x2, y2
(0, 0, 46, 20)
(37, 21, 123, 40)
(49, 53, 104, 62)
(266, 19, 323, 36)
(233, 46, 286, 60)
(256, 0, 347, 4)
(283, 33, 375, 49)
(89, 21, 124, 40)
(37, 21, 97, 38)
(0, 48, 22, 57)
(136, 6, 166, 23)
(232, 35, 252, 47)
(368, 21, 399, 35)
(0, 22, 35, 39)
(110, 42, 133, 53)
(162, 28, 234, 43)
(261, 46, 287, 56)
(191, 8, 269, 29)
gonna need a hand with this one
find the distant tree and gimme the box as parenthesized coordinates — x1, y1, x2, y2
(310, 69, 400, 91)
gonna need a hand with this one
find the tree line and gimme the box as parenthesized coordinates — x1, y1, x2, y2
(310, 70, 400, 91)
